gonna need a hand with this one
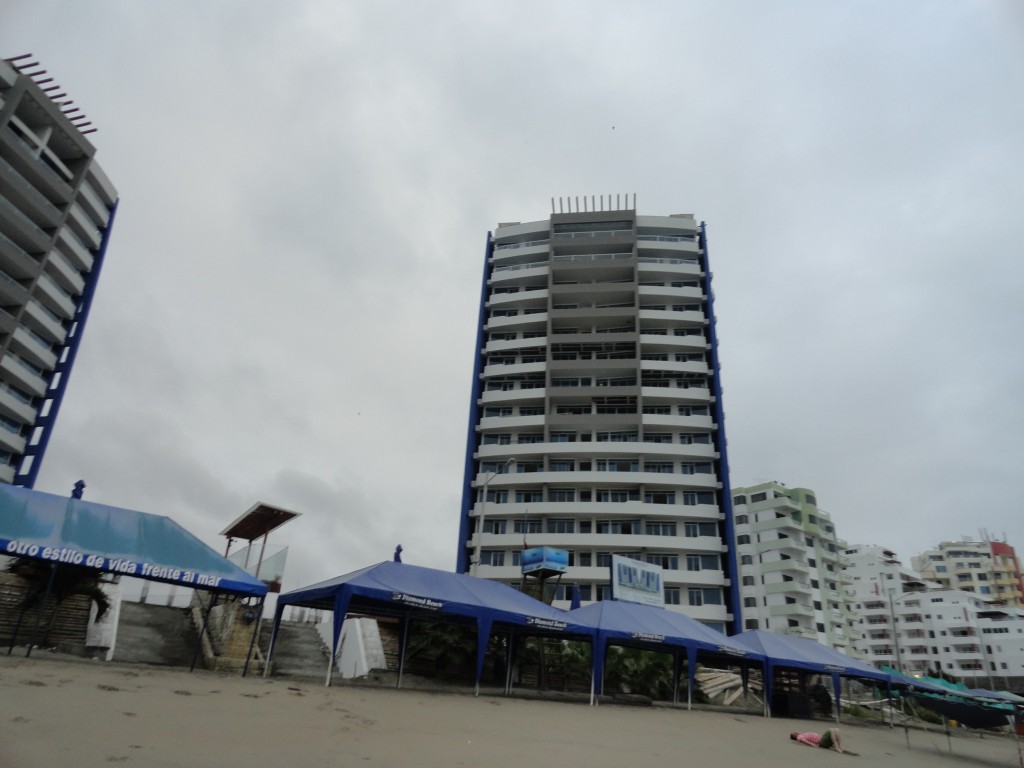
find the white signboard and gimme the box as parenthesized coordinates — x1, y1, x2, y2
(610, 554, 664, 607)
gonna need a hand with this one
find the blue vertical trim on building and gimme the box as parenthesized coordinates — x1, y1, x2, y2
(699, 222, 742, 635)
(455, 232, 494, 572)
(14, 199, 118, 489)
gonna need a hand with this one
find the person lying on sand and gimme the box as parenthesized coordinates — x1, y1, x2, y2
(790, 728, 852, 754)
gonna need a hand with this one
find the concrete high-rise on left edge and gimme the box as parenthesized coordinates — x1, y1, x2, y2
(0, 56, 117, 486)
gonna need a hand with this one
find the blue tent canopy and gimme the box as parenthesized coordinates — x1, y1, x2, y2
(0, 484, 267, 598)
(732, 629, 890, 719)
(569, 600, 765, 706)
(270, 561, 595, 690)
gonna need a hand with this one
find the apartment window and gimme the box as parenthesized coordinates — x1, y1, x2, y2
(596, 431, 638, 442)
(480, 550, 505, 567)
(688, 588, 722, 606)
(578, 552, 592, 567)
(686, 554, 719, 571)
(548, 459, 574, 472)
(556, 404, 589, 415)
(596, 520, 640, 534)
(597, 458, 638, 472)
(750, 492, 768, 503)
(733, 495, 747, 506)
(682, 492, 715, 506)
(646, 553, 679, 570)
(513, 520, 541, 534)
(682, 462, 713, 474)
(735, 515, 748, 525)
(737, 535, 750, 545)
(664, 588, 681, 605)
(745, 619, 759, 630)
(482, 519, 507, 534)
(740, 555, 753, 565)
(484, 490, 508, 504)
(742, 576, 756, 586)
(548, 489, 576, 502)
(643, 405, 671, 415)
(547, 519, 575, 534)
(645, 521, 677, 536)
(642, 433, 673, 444)
(643, 491, 675, 505)
(686, 522, 718, 538)
(515, 490, 542, 503)
(643, 462, 674, 473)
(744, 597, 757, 608)
(482, 434, 511, 445)
(549, 432, 576, 443)
(518, 406, 544, 416)
(597, 490, 640, 503)
(484, 407, 513, 417)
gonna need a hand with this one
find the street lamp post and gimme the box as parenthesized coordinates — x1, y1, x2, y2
(886, 588, 905, 674)
(471, 457, 515, 576)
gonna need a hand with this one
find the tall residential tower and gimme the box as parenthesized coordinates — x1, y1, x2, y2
(0, 56, 117, 486)
(457, 200, 738, 633)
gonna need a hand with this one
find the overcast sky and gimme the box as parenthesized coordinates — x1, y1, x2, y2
(3, 2, 1023, 594)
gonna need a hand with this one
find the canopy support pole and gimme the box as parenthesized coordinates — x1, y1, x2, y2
(191, 592, 218, 672)
(264, 601, 286, 678)
(832, 673, 842, 723)
(242, 595, 266, 677)
(687, 647, 696, 711)
(504, 631, 514, 695)
(671, 652, 681, 706)
(7, 604, 29, 656)
(397, 617, 410, 690)
(26, 564, 59, 658)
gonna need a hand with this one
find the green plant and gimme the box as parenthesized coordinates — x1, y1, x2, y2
(603, 646, 675, 700)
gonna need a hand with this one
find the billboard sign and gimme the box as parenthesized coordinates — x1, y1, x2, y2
(610, 554, 664, 607)
(521, 546, 568, 575)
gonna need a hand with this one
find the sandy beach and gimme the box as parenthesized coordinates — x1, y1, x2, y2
(1, 653, 1020, 768)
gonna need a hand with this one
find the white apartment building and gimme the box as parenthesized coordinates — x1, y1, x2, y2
(732, 482, 859, 653)
(456, 201, 738, 633)
(846, 544, 1024, 686)
(0, 56, 117, 486)
(912, 539, 1024, 608)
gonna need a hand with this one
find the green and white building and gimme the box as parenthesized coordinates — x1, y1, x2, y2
(732, 482, 860, 653)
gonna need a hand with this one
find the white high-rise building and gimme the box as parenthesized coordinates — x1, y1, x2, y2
(456, 200, 739, 633)
(731, 482, 859, 652)
(912, 539, 1024, 608)
(845, 544, 1024, 685)
(0, 56, 117, 486)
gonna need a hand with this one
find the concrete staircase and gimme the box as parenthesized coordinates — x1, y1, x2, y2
(112, 602, 198, 667)
(261, 620, 329, 678)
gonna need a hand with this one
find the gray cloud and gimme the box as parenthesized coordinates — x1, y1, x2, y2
(3, 0, 1022, 590)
